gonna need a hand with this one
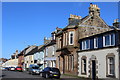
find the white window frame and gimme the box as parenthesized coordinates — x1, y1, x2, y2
(46, 47, 48, 56)
(69, 31, 74, 45)
(107, 57, 115, 76)
(82, 39, 90, 50)
(81, 58, 87, 74)
(94, 37, 98, 48)
(63, 33, 65, 46)
(103, 33, 115, 47)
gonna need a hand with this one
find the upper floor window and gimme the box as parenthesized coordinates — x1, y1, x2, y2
(103, 33, 115, 47)
(82, 39, 90, 50)
(94, 37, 98, 48)
(57, 37, 61, 49)
(46, 48, 48, 56)
(52, 46, 55, 56)
(69, 31, 74, 45)
(52, 33, 56, 40)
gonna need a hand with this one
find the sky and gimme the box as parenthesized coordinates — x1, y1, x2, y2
(2, 2, 118, 59)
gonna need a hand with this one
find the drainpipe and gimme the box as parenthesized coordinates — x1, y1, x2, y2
(118, 30, 120, 80)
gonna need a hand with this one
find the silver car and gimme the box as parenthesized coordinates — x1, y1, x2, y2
(28, 64, 41, 75)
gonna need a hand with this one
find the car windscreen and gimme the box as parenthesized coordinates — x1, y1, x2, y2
(51, 68, 59, 72)
(32, 66, 39, 69)
(16, 67, 21, 68)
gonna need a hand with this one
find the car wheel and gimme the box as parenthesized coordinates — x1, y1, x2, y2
(28, 71, 31, 74)
(31, 72, 34, 75)
(45, 73, 49, 78)
(40, 73, 42, 77)
(56, 76, 60, 79)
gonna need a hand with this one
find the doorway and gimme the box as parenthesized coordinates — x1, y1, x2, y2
(92, 60, 96, 80)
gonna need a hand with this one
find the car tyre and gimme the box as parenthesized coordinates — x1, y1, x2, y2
(45, 73, 49, 78)
(28, 71, 31, 74)
(40, 73, 42, 77)
(31, 72, 34, 75)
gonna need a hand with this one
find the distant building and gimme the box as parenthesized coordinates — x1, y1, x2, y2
(18, 46, 30, 68)
(34, 45, 44, 69)
(2, 50, 18, 67)
(24, 45, 37, 71)
(44, 30, 58, 68)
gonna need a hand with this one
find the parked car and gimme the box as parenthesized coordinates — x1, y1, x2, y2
(15, 67, 23, 72)
(9, 67, 16, 71)
(2, 67, 9, 71)
(28, 64, 41, 75)
(40, 67, 61, 79)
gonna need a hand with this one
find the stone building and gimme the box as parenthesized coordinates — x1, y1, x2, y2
(18, 46, 29, 68)
(2, 50, 18, 67)
(44, 30, 58, 68)
(33, 45, 44, 69)
(78, 29, 120, 80)
(24, 45, 37, 71)
(56, 3, 111, 76)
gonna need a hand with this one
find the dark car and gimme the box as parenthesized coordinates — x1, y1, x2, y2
(15, 67, 23, 72)
(40, 67, 61, 79)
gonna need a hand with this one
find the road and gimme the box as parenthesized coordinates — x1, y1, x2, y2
(1, 71, 80, 80)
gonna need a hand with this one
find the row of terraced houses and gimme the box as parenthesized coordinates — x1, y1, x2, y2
(2, 4, 120, 80)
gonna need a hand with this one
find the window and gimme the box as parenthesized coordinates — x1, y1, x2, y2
(107, 57, 115, 76)
(94, 37, 98, 48)
(63, 33, 65, 46)
(58, 37, 62, 48)
(71, 55, 74, 70)
(69, 31, 74, 45)
(46, 48, 48, 56)
(82, 39, 90, 50)
(103, 33, 115, 47)
(52, 46, 55, 55)
(66, 32, 68, 45)
(81, 58, 86, 74)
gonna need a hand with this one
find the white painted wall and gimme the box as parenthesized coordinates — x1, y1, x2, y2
(78, 47, 119, 79)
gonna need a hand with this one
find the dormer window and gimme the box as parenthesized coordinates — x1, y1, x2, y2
(69, 31, 74, 45)
(82, 39, 90, 50)
(103, 33, 115, 47)
(94, 37, 98, 48)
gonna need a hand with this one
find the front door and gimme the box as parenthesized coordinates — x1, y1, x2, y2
(92, 60, 96, 80)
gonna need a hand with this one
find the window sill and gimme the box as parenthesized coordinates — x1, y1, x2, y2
(81, 73, 87, 75)
(52, 55, 54, 57)
(103, 45, 115, 48)
(106, 74, 115, 78)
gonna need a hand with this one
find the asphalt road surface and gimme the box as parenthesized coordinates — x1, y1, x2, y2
(2, 71, 41, 78)
(1, 71, 80, 80)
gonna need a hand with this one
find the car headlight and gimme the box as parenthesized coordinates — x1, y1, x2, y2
(33, 70, 36, 72)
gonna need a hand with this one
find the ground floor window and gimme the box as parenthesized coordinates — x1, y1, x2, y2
(106, 54, 115, 77)
(107, 57, 115, 76)
(81, 56, 87, 74)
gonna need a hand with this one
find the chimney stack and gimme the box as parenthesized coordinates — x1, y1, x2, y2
(68, 14, 81, 24)
(89, 3, 100, 16)
(113, 19, 119, 28)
